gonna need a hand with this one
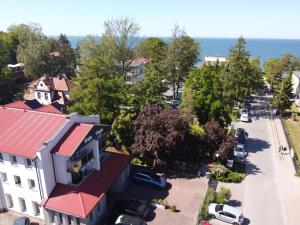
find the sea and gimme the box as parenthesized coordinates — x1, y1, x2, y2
(65, 36, 300, 64)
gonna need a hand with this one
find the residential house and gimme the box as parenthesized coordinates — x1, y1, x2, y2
(126, 58, 148, 85)
(292, 71, 300, 98)
(204, 56, 227, 65)
(0, 106, 131, 225)
(25, 74, 77, 106)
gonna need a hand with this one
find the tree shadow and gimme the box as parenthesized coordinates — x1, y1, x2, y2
(227, 199, 242, 207)
(246, 137, 271, 153)
(245, 159, 262, 175)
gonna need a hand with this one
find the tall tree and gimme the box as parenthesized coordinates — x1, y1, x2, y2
(222, 37, 262, 104)
(273, 74, 293, 114)
(166, 25, 200, 99)
(182, 65, 231, 125)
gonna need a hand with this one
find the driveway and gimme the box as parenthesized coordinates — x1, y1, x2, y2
(123, 177, 208, 225)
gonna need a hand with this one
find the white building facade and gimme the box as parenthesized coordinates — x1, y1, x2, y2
(0, 107, 131, 225)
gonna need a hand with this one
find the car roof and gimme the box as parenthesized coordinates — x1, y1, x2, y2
(223, 204, 242, 216)
(115, 214, 144, 225)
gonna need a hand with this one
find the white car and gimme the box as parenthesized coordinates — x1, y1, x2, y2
(234, 144, 247, 159)
(208, 203, 244, 225)
(240, 112, 249, 122)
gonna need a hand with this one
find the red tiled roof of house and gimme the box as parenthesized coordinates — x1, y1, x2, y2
(52, 123, 93, 157)
(4, 101, 33, 110)
(0, 107, 67, 159)
(132, 57, 148, 63)
(35, 104, 62, 114)
(43, 152, 132, 218)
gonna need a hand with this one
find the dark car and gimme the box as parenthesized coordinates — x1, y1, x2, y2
(114, 199, 151, 219)
(132, 170, 167, 189)
(115, 214, 147, 225)
(13, 217, 30, 225)
(235, 128, 245, 138)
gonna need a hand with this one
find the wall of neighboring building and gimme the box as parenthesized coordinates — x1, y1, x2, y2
(292, 74, 300, 97)
(110, 164, 130, 193)
(0, 153, 44, 219)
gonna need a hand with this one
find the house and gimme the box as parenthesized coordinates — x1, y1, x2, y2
(25, 74, 77, 106)
(204, 56, 227, 65)
(0, 106, 131, 225)
(126, 58, 148, 85)
(292, 71, 300, 98)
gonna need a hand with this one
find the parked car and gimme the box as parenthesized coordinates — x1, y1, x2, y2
(208, 203, 244, 225)
(115, 214, 147, 225)
(132, 170, 167, 189)
(234, 144, 247, 159)
(114, 198, 151, 219)
(236, 133, 246, 146)
(240, 111, 249, 122)
(13, 217, 30, 225)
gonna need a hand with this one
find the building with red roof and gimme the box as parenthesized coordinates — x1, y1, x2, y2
(125, 57, 148, 86)
(0, 107, 131, 225)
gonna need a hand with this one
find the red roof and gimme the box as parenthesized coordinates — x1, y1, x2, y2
(52, 123, 93, 157)
(36, 104, 62, 114)
(43, 152, 132, 218)
(132, 57, 148, 63)
(0, 107, 67, 159)
(4, 101, 32, 110)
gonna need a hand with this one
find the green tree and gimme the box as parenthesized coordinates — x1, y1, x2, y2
(222, 37, 262, 104)
(0, 68, 16, 104)
(166, 25, 200, 99)
(183, 65, 231, 125)
(68, 74, 126, 124)
(273, 74, 293, 114)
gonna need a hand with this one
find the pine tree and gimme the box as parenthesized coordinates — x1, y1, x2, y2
(273, 74, 293, 114)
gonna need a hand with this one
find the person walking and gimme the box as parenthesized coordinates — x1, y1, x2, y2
(280, 146, 285, 160)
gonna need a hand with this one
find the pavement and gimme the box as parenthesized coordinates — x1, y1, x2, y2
(123, 177, 208, 225)
(211, 95, 300, 225)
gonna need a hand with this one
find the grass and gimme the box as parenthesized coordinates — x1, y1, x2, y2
(283, 104, 300, 158)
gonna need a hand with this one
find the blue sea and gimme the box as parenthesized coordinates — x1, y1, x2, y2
(65, 36, 300, 64)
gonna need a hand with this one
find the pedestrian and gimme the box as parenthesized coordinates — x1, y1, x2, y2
(283, 146, 288, 154)
(280, 147, 284, 160)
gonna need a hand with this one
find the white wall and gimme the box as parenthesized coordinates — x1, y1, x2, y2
(0, 153, 44, 219)
(292, 74, 300, 97)
(53, 154, 71, 185)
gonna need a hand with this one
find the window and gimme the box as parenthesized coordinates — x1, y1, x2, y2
(28, 179, 35, 189)
(0, 152, 3, 162)
(59, 213, 63, 225)
(5, 194, 13, 208)
(14, 176, 21, 186)
(75, 218, 80, 225)
(45, 93, 48, 100)
(37, 92, 41, 99)
(25, 158, 32, 168)
(48, 210, 54, 223)
(32, 201, 40, 216)
(87, 151, 94, 161)
(67, 215, 71, 225)
(10, 155, 17, 165)
(19, 198, 26, 212)
(0, 172, 7, 182)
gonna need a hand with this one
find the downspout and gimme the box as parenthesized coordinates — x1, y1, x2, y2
(51, 154, 57, 183)
(34, 159, 44, 199)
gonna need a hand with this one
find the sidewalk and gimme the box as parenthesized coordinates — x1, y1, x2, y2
(270, 115, 300, 225)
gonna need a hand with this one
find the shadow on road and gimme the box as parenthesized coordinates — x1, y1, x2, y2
(247, 137, 271, 153)
(245, 160, 262, 175)
(228, 199, 242, 207)
(242, 217, 251, 225)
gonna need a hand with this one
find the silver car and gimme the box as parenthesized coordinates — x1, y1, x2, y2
(208, 203, 244, 225)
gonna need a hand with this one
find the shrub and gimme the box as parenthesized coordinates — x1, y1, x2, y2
(211, 163, 245, 183)
(200, 187, 215, 220)
(171, 205, 177, 212)
(214, 188, 231, 204)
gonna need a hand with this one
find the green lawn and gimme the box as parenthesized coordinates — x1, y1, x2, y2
(283, 104, 300, 158)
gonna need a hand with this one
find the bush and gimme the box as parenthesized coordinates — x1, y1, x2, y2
(211, 163, 245, 183)
(171, 205, 177, 212)
(214, 188, 231, 204)
(200, 187, 215, 220)
(131, 157, 145, 166)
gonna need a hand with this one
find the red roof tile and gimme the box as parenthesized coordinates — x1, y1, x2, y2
(36, 104, 62, 114)
(0, 107, 67, 159)
(4, 101, 32, 110)
(52, 123, 93, 157)
(43, 152, 132, 218)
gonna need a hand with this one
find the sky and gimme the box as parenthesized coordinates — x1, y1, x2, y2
(1, 0, 300, 39)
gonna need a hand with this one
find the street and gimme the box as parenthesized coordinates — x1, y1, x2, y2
(211, 95, 300, 225)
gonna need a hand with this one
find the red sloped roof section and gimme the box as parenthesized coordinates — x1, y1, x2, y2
(52, 123, 93, 157)
(0, 107, 67, 159)
(4, 101, 32, 110)
(36, 104, 62, 114)
(43, 152, 132, 218)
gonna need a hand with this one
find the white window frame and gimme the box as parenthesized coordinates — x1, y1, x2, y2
(5, 194, 13, 208)
(14, 175, 21, 186)
(28, 179, 35, 189)
(0, 172, 7, 182)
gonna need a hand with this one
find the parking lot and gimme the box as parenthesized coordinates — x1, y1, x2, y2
(122, 177, 208, 225)
(0, 211, 45, 225)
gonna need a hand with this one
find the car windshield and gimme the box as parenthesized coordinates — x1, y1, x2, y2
(215, 204, 224, 212)
(236, 146, 244, 152)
